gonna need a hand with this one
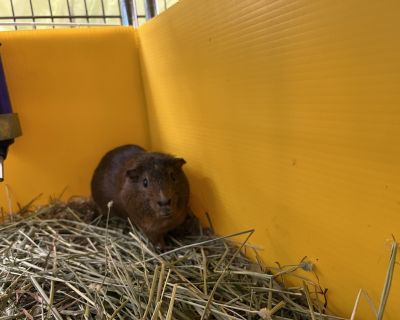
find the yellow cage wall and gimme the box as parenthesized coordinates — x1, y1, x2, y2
(1, 0, 400, 318)
(0, 27, 149, 205)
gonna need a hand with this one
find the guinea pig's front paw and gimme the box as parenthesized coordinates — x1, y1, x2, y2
(149, 235, 166, 252)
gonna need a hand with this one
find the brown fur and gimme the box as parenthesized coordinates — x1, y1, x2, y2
(91, 144, 190, 247)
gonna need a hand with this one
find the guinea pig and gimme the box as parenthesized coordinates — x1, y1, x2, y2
(91, 144, 190, 248)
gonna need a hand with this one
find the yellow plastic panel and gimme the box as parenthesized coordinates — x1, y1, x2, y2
(138, 0, 400, 318)
(0, 27, 149, 209)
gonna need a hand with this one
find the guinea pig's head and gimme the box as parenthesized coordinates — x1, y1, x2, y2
(123, 153, 190, 220)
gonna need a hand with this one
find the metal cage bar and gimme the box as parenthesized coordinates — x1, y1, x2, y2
(0, 15, 122, 20)
(48, 0, 55, 29)
(100, 0, 106, 24)
(28, 0, 36, 29)
(9, 0, 17, 30)
(65, 0, 72, 23)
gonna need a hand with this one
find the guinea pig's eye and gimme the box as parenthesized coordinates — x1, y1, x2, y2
(170, 173, 176, 182)
(143, 178, 149, 188)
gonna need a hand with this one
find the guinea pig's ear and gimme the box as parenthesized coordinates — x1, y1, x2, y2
(126, 168, 140, 182)
(174, 158, 186, 168)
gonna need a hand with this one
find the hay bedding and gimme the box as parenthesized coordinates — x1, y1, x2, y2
(0, 200, 338, 320)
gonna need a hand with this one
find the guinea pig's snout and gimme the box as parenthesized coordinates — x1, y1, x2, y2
(157, 197, 172, 217)
(157, 198, 171, 207)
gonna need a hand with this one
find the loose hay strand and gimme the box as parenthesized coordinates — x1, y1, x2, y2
(30, 276, 63, 320)
(377, 237, 398, 320)
(302, 281, 316, 320)
(143, 265, 160, 320)
(166, 283, 178, 320)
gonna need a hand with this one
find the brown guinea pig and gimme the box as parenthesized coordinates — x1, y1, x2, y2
(91, 144, 190, 248)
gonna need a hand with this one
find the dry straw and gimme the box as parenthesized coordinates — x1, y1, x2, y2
(0, 200, 394, 319)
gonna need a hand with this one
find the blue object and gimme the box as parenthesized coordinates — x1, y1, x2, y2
(0, 52, 12, 115)
(0, 48, 21, 182)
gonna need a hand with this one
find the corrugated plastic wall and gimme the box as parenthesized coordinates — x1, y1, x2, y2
(138, 0, 400, 318)
(0, 27, 149, 207)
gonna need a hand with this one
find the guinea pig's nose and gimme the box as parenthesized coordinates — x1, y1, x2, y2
(158, 198, 171, 207)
